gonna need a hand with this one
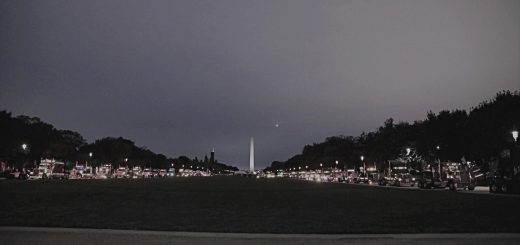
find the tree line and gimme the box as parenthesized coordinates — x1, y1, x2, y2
(267, 90, 520, 173)
(0, 112, 238, 172)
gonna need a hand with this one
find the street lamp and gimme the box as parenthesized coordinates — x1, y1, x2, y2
(510, 131, 519, 176)
(21, 144, 29, 168)
(435, 145, 441, 177)
(360, 156, 366, 174)
(406, 148, 411, 155)
(88, 152, 93, 166)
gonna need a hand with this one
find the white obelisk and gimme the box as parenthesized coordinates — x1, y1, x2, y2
(249, 137, 254, 172)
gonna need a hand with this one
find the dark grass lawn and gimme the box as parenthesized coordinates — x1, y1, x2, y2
(1, 176, 519, 234)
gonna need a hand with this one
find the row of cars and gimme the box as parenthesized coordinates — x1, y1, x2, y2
(1, 158, 229, 180)
(2, 159, 178, 180)
(264, 161, 520, 194)
(398, 162, 520, 194)
(265, 162, 478, 190)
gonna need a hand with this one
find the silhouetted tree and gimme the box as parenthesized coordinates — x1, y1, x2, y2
(269, 91, 520, 173)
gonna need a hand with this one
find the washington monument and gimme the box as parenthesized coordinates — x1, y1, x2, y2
(249, 137, 254, 172)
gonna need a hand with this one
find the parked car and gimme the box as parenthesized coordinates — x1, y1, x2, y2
(142, 168, 153, 178)
(418, 162, 476, 191)
(166, 168, 175, 177)
(69, 164, 94, 179)
(113, 166, 129, 178)
(489, 171, 520, 194)
(1, 169, 29, 180)
(158, 169, 167, 178)
(95, 164, 112, 179)
(379, 161, 416, 187)
(30, 159, 66, 179)
(130, 166, 142, 178)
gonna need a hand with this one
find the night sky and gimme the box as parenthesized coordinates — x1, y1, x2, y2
(1, 0, 519, 169)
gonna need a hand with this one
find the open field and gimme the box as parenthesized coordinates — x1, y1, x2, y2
(1, 177, 519, 234)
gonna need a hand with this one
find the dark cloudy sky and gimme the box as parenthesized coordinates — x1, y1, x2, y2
(1, 0, 519, 169)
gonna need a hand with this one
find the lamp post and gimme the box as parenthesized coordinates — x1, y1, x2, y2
(360, 156, 365, 174)
(89, 152, 93, 166)
(320, 163, 323, 173)
(435, 145, 441, 180)
(21, 144, 28, 169)
(512, 131, 519, 172)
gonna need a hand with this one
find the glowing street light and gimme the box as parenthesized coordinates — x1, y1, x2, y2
(89, 152, 93, 158)
(360, 156, 366, 174)
(406, 148, 411, 155)
(435, 145, 441, 167)
(20, 144, 29, 166)
(513, 131, 519, 142)
(124, 158, 128, 162)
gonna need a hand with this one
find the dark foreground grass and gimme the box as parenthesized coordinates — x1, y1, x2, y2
(1, 177, 519, 233)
